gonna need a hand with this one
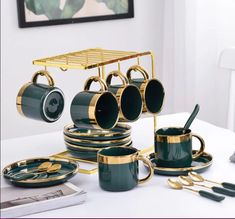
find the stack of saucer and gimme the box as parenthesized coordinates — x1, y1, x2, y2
(63, 124, 132, 162)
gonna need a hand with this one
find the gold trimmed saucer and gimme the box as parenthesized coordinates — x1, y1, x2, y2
(64, 123, 131, 140)
(145, 150, 213, 176)
(2, 157, 78, 187)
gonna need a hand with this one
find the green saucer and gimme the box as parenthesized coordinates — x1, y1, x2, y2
(65, 141, 133, 160)
(64, 136, 132, 148)
(64, 124, 131, 141)
(2, 158, 78, 187)
(145, 150, 213, 176)
(66, 146, 98, 161)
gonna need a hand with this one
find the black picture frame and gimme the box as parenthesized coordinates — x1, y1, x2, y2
(17, 0, 134, 28)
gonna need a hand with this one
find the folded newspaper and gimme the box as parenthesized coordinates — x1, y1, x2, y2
(0, 182, 86, 218)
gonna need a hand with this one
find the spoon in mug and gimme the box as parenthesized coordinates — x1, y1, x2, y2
(179, 175, 235, 197)
(12, 164, 62, 181)
(189, 171, 235, 191)
(167, 178, 225, 202)
(182, 104, 200, 133)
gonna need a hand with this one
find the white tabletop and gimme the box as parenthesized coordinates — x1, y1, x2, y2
(1, 113, 235, 218)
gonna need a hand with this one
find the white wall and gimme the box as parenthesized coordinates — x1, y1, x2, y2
(161, 0, 235, 129)
(1, 0, 164, 139)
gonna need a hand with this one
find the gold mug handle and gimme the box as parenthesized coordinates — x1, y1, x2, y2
(136, 155, 154, 184)
(84, 76, 108, 91)
(126, 65, 149, 82)
(192, 134, 205, 159)
(106, 70, 129, 87)
(31, 70, 55, 87)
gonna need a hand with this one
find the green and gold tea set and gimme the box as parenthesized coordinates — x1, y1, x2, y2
(3, 49, 235, 202)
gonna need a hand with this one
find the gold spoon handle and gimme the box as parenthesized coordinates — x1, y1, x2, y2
(183, 187, 198, 193)
(194, 183, 211, 189)
(206, 179, 235, 191)
(205, 179, 221, 185)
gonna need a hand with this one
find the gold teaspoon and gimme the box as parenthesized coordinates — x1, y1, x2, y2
(167, 178, 225, 202)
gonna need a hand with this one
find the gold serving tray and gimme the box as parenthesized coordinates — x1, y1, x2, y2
(51, 145, 154, 175)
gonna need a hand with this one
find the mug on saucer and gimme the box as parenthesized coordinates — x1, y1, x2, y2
(155, 127, 205, 168)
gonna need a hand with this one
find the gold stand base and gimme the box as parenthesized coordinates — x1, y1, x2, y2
(51, 145, 154, 174)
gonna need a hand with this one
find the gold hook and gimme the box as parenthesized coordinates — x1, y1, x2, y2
(137, 57, 140, 65)
(60, 57, 68, 71)
(60, 67, 68, 71)
(149, 51, 157, 133)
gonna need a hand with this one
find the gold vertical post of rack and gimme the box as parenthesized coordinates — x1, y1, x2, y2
(117, 61, 121, 72)
(150, 51, 156, 79)
(150, 51, 157, 134)
(100, 50, 105, 79)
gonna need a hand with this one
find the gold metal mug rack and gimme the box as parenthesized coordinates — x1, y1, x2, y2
(33, 48, 157, 174)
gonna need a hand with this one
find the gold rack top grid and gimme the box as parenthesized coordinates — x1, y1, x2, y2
(33, 48, 152, 70)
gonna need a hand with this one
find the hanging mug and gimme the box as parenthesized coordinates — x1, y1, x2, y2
(106, 71, 142, 122)
(16, 70, 65, 122)
(70, 76, 119, 130)
(126, 65, 165, 114)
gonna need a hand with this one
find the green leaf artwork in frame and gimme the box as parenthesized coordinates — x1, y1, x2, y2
(25, 0, 129, 20)
(17, 0, 134, 27)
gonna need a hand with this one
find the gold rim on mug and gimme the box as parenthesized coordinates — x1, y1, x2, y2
(64, 134, 132, 145)
(155, 127, 192, 143)
(84, 76, 119, 130)
(98, 147, 139, 165)
(139, 78, 165, 114)
(126, 65, 165, 114)
(63, 123, 131, 138)
(65, 140, 133, 151)
(16, 82, 31, 116)
(16, 70, 55, 117)
(2, 157, 78, 184)
(106, 70, 143, 122)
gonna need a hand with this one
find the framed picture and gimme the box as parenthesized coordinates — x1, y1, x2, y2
(17, 0, 134, 28)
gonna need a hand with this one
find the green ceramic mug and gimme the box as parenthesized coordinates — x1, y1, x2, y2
(155, 127, 205, 168)
(70, 76, 119, 129)
(106, 71, 143, 122)
(98, 147, 154, 192)
(126, 65, 165, 114)
(16, 70, 65, 122)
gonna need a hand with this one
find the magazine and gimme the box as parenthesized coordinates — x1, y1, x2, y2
(0, 182, 86, 218)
